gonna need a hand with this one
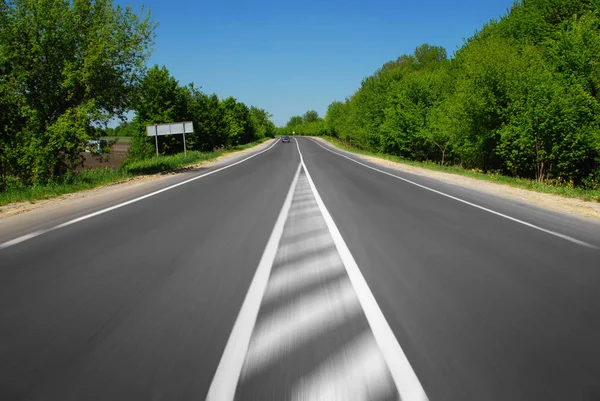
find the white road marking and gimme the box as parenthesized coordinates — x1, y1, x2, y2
(287, 205, 322, 218)
(295, 138, 429, 401)
(0, 139, 281, 250)
(272, 232, 334, 264)
(205, 162, 301, 401)
(241, 279, 362, 379)
(263, 252, 344, 303)
(291, 332, 396, 401)
(309, 138, 597, 249)
(278, 228, 330, 248)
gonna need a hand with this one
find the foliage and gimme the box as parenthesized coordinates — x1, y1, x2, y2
(127, 65, 275, 159)
(321, 135, 600, 202)
(303, 110, 319, 123)
(0, 137, 271, 206)
(0, 0, 156, 190)
(305, 0, 600, 190)
(0, 1, 277, 195)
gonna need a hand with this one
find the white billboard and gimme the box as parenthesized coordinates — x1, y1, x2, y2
(146, 121, 193, 136)
(146, 121, 194, 156)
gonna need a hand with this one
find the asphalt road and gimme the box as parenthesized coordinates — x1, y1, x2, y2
(1, 137, 599, 401)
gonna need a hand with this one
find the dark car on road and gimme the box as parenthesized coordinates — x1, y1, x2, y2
(282, 136, 290, 143)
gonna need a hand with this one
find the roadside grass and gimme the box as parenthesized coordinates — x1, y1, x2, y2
(0, 168, 131, 206)
(318, 135, 600, 203)
(0, 138, 273, 207)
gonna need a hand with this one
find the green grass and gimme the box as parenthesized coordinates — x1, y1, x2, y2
(0, 138, 272, 207)
(0, 168, 131, 206)
(101, 136, 131, 143)
(318, 135, 600, 203)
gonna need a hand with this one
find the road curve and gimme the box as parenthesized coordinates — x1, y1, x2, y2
(1, 137, 599, 401)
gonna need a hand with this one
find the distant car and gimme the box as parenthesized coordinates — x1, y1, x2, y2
(282, 136, 290, 143)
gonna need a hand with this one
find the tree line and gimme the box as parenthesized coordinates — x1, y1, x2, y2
(127, 65, 275, 160)
(0, 0, 275, 192)
(287, 0, 600, 189)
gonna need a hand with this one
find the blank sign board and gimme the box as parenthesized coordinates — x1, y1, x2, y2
(146, 121, 194, 136)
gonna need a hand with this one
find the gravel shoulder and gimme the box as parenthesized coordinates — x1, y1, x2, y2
(313, 137, 600, 221)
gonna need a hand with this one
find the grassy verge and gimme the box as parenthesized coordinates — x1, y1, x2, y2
(0, 138, 272, 207)
(318, 135, 600, 202)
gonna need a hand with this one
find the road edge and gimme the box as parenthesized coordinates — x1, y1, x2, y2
(0, 138, 281, 250)
(310, 136, 600, 222)
(0, 138, 278, 218)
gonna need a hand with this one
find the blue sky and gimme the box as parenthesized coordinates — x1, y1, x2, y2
(117, 0, 516, 126)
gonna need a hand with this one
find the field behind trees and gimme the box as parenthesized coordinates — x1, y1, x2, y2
(286, 0, 600, 192)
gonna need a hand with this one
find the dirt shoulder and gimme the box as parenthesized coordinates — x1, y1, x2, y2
(0, 139, 276, 220)
(313, 137, 600, 221)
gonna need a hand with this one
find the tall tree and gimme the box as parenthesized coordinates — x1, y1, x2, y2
(303, 110, 319, 123)
(414, 44, 447, 68)
(286, 115, 304, 128)
(130, 65, 186, 157)
(0, 0, 155, 186)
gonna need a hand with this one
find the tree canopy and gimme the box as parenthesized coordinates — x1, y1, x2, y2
(128, 65, 275, 159)
(0, 0, 277, 191)
(303, 0, 600, 188)
(0, 0, 155, 189)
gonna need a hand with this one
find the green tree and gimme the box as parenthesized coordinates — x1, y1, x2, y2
(414, 44, 447, 68)
(0, 0, 155, 187)
(250, 106, 276, 139)
(286, 115, 304, 128)
(303, 110, 319, 123)
(221, 97, 255, 147)
(129, 65, 187, 158)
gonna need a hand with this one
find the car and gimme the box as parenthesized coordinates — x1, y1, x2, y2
(85, 139, 109, 153)
(282, 136, 290, 143)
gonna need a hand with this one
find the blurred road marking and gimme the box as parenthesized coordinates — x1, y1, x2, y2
(242, 279, 362, 379)
(0, 138, 282, 250)
(292, 332, 396, 401)
(206, 162, 301, 401)
(309, 138, 597, 249)
(264, 253, 344, 303)
(296, 138, 430, 401)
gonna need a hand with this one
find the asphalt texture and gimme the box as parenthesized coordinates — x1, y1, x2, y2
(1, 137, 600, 401)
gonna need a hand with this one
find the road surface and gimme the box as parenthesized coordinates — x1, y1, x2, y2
(1, 137, 599, 401)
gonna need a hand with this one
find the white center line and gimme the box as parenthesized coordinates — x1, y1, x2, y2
(205, 162, 302, 401)
(263, 257, 345, 304)
(295, 137, 430, 401)
(309, 137, 596, 249)
(242, 279, 362, 379)
(291, 332, 396, 401)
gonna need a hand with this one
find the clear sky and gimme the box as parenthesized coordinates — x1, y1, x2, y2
(117, 0, 516, 126)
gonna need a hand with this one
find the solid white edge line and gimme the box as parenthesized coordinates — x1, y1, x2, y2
(295, 138, 429, 401)
(0, 139, 281, 250)
(205, 162, 302, 401)
(309, 138, 597, 250)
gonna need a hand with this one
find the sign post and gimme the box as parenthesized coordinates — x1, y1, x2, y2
(153, 125, 159, 157)
(183, 123, 187, 156)
(146, 121, 194, 157)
